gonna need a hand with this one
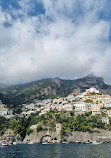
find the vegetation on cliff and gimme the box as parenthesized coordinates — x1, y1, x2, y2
(0, 116, 9, 136)
(1, 110, 111, 140)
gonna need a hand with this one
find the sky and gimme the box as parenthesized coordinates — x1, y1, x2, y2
(0, 0, 111, 84)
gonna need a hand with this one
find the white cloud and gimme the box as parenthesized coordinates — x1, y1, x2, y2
(0, 0, 111, 84)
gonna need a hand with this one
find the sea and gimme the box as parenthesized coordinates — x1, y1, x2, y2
(0, 143, 111, 158)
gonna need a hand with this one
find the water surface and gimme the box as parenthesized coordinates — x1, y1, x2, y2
(0, 143, 111, 158)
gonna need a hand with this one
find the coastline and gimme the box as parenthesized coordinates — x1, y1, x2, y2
(1, 127, 111, 145)
(23, 129, 111, 144)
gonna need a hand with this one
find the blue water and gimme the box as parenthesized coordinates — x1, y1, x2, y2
(0, 143, 111, 158)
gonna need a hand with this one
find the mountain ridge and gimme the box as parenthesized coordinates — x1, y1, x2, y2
(0, 74, 111, 108)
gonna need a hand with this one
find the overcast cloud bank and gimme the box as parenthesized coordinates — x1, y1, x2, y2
(0, 0, 111, 84)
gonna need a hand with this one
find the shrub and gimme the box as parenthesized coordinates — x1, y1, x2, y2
(60, 129, 66, 137)
(27, 128, 33, 135)
(84, 111, 92, 117)
(81, 126, 90, 132)
(37, 125, 43, 132)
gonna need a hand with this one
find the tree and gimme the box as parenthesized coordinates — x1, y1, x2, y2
(26, 128, 33, 135)
(37, 125, 43, 132)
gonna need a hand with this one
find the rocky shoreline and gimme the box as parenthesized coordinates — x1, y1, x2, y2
(1, 128, 111, 144)
(23, 129, 111, 144)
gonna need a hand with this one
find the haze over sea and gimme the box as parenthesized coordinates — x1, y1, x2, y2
(0, 143, 111, 158)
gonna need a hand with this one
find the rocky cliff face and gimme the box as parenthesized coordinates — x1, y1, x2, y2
(2, 128, 111, 144)
(64, 130, 111, 143)
(0, 129, 22, 143)
(23, 125, 111, 144)
(23, 130, 61, 143)
(23, 123, 62, 143)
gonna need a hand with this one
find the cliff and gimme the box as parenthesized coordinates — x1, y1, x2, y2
(0, 129, 22, 143)
(64, 130, 111, 143)
(2, 127, 111, 144)
(24, 123, 62, 143)
(23, 127, 111, 144)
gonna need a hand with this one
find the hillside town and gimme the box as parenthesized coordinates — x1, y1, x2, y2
(1, 87, 111, 125)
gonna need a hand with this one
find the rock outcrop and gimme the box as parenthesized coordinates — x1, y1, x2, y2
(0, 129, 22, 143)
(23, 128, 111, 144)
(24, 123, 62, 143)
(23, 130, 61, 143)
(64, 130, 111, 143)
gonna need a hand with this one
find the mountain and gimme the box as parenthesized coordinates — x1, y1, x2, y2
(0, 74, 111, 107)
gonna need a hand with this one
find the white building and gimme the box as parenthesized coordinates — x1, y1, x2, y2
(107, 110, 111, 117)
(0, 108, 8, 116)
(66, 95, 75, 101)
(104, 103, 111, 108)
(102, 117, 109, 124)
(61, 104, 73, 111)
(6, 114, 14, 119)
(86, 87, 99, 94)
(73, 102, 86, 112)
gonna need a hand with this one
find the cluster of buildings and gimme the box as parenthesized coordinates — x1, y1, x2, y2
(0, 101, 13, 118)
(21, 97, 74, 116)
(1, 87, 111, 124)
(20, 88, 111, 118)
